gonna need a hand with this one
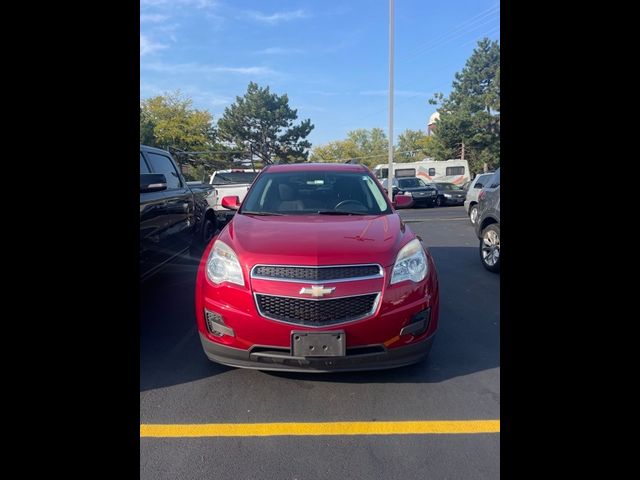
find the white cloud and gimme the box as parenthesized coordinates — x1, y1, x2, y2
(141, 62, 277, 76)
(246, 9, 309, 24)
(140, 14, 168, 23)
(140, 35, 167, 56)
(255, 47, 304, 55)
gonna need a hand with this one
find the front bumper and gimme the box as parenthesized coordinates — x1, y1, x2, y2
(443, 197, 465, 205)
(199, 331, 436, 372)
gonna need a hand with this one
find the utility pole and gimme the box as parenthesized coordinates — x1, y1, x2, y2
(461, 142, 465, 160)
(387, 0, 395, 200)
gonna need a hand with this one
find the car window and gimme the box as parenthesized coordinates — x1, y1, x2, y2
(398, 178, 423, 188)
(140, 153, 150, 174)
(146, 152, 182, 189)
(212, 171, 259, 185)
(241, 171, 392, 215)
(474, 173, 491, 188)
(489, 169, 500, 188)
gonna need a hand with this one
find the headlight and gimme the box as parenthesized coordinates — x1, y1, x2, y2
(403, 191, 413, 197)
(444, 193, 452, 198)
(206, 240, 245, 286)
(390, 238, 428, 284)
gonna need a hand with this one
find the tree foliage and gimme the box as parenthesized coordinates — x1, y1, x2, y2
(140, 91, 227, 180)
(140, 91, 216, 151)
(428, 38, 500, 173)
(310, 128, 390, 168)
(217, 82, 314, 164)
(396, 129, 433, 162)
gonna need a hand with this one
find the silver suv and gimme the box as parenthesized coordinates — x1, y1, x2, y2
(464, 172, 495, 225)
(475, 168, 500, 273)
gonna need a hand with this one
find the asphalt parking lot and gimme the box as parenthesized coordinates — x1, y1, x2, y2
(140, 205, 500, 479)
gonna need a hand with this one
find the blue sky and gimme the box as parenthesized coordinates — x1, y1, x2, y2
(140, 0, 500, 147)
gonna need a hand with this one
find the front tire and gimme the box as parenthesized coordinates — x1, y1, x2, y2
(480, 224, 500, 273)
(469, 205, 479, 224)
(435, 196, 443, 207)
(202, 216, 217, 246)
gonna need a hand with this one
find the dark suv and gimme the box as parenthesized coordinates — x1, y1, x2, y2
(475, 168, 500, 273)
(140, 145, 217, 279)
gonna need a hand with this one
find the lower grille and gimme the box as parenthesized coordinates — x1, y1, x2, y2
(255, 293, 379, 327)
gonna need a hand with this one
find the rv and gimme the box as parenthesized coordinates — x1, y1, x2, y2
(373, 159, 470, 185)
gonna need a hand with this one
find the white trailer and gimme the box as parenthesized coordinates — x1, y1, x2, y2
(372, 158, 470, 186)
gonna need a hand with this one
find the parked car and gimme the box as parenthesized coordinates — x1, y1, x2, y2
(432, 182, 467, 207)
(195, 163, 440, 372)
(186, 181, 216, 209)
(209, 169, 260, 224)
(475, 168, 500, 273)
(463, 172, 495, 225)
(140, 145, 217, 280)
(381, 177, 438, 207)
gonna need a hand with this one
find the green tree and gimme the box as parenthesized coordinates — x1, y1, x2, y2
(140, 107, 157, 146)
(310, 128, 389, 168)
(217, 82, 314, 164)
(309, 139, 360, 163)
(428, 38, 500, 173)
(396, 129, 433, 162)
(140, 91, 224, 180)
(140, 91, 217, 151)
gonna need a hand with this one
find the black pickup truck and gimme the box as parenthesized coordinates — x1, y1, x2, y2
(140, 145, 217, 280)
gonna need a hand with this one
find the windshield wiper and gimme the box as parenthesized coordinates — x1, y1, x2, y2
(316, 210, 369, 215)
(241, 211, 285, 216)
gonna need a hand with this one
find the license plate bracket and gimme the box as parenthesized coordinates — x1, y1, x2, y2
(291, 331, 346, 357)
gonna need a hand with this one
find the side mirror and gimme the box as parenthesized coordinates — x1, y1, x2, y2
(221, 195, 241, 210)
(140, 173, 167, 193)
(393, 194, 413, 209)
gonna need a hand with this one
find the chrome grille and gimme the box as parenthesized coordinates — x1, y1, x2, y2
(251, 264, 382, 283)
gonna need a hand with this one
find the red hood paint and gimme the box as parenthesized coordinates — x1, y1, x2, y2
(218, 213, 413, 268)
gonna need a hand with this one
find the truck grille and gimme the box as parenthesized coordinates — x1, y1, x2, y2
(255, 293, 379, 327)
(251, 264, 382, 282)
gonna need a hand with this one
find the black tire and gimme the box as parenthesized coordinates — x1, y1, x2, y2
(435, 196, 443, 207)
(202, 216, 217, 246)
(469, 204, 479, 225)
(479, 224, 500, 273)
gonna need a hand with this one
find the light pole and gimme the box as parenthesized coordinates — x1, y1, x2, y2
(387, 0, 395, 201)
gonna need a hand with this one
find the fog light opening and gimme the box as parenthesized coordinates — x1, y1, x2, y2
(204, 309, 235, 337)
(399, 308, 431, 337)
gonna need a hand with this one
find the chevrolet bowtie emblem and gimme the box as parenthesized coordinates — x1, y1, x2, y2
(299, 285, 335, 298)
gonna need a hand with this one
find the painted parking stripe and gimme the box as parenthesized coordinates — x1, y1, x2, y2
(140, 420, 500, 437)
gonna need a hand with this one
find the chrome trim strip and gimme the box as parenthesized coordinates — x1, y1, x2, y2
(253, 292, 381, 328)
(250, 263, 384, 284)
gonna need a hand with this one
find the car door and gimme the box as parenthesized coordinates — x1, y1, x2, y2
(140, 151, 171, 276)
(144, 150, 194, 257)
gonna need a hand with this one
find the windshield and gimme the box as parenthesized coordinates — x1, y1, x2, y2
(211, 171, 259, 185)
(240, 171, 392, 215)
(436, 182, 463, 190)
(398, 178, 427, 188)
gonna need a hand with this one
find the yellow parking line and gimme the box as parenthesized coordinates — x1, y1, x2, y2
(140, 420, 500, 437)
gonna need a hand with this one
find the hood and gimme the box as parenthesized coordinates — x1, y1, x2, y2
(221, 213, 411, 268)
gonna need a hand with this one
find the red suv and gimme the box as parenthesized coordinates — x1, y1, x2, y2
(195, 163, 439, 372)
